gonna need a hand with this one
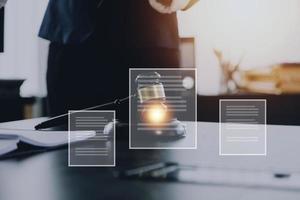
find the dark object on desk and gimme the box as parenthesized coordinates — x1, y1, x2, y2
(274, 173, 291, 179)
(118, 162, 300, 191)
(117, 162, 179, 180)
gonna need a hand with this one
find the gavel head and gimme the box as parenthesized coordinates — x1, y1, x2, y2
(135, 72, 173, 125)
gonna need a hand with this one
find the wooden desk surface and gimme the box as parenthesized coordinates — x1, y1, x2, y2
(0, 118, 299, 200)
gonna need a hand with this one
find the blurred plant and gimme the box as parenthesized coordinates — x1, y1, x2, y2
(214, 49, 243, 94)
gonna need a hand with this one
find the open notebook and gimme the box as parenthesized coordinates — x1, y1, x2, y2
(0, 129, 95, 156)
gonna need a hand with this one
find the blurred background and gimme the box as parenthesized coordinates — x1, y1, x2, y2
(1, 0, 300, 124)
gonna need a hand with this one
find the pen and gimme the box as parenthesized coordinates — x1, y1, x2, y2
(34, 113, 69, 130)
(117, 162, 167, 179)
(35, 96, 134, 130)
(116, 162, 179, 178)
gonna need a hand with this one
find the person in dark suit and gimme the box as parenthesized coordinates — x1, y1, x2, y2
(39, 0, 197, 121)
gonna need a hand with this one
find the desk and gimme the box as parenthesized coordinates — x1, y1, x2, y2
(0, 118, 300, 200)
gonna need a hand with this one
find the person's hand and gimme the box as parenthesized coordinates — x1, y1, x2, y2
(148, 0, 190, 14)
(169, 0, 190, 12)
(0, 0, 8, 9)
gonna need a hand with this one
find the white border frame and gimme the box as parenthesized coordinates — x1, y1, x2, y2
(68, 110, 116, 167)
(219, 99, 267, 156)
(129, 68, 198, 150)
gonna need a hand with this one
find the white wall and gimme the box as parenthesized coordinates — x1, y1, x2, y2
(178, 0, 300, 94)
(0, 0, 48, 97)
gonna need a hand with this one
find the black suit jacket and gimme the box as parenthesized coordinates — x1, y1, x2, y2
(39, 0, 180, 49)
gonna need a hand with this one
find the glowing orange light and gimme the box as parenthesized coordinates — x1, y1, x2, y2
(142, 103, 170, 125)
(147, 105, 167, 123)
